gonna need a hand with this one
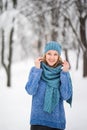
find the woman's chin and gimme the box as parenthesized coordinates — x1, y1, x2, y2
(47, 63, 55, 67)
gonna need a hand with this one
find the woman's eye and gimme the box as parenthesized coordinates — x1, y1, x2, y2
(47, 53, 51, 55)
(54, 53, 58, 56)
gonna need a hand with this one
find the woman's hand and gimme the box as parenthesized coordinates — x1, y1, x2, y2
(35, 57, 44, 68)
(62, 60, 70, 72)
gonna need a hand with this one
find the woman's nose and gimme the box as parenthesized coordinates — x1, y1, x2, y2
(50, 55, 54, 59)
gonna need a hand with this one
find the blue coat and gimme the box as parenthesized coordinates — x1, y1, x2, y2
(25, 67, 72, 129)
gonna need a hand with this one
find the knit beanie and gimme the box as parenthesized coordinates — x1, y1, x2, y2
(44, 41, 62, 55)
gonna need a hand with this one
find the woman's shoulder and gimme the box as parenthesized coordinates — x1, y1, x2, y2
(30, 66, 43, 73)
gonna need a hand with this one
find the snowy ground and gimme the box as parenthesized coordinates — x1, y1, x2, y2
(0, 52, 87, 130)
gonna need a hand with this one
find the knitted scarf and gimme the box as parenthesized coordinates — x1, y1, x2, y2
(41, 62, 62, 113)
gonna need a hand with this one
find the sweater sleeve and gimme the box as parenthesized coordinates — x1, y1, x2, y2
(60, 71, 73, 102)
(25, 67, 43, 95)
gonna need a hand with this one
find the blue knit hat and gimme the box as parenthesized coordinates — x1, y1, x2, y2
(44, 41, 62, 55)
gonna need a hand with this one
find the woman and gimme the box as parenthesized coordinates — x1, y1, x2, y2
(25, 41, 73, 130)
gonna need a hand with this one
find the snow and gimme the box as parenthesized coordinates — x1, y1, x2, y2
(0, 52, 87, 130)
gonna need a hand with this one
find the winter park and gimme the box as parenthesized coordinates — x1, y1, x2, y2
(0, 1, 87, 130)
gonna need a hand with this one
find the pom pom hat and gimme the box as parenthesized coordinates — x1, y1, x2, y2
(44, 41, 62, 55)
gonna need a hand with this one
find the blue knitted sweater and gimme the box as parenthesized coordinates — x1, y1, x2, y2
(25, 67, 72, 129)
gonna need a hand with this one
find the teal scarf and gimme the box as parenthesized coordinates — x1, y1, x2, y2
(41, 62, 62, 113)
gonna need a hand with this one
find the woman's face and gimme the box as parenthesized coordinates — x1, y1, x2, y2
(45, 50, 59, 67)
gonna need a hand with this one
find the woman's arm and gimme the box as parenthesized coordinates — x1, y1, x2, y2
(25, 56, 44, 95)
(25, 67, 42, 95)
(60, 71, 73, 102)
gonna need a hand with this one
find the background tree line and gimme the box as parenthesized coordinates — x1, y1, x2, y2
(0, 0, 87, 87)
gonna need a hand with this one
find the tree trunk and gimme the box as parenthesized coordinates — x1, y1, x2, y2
(80, 16, 87, 77)
(64, 48, 71, 68)
(83, 50, 87, 77)
(7, 64, 11, 86)
(51, 30, 58, 41)
(0, 0, 3, 13)
(7, 27, 14, 86)
(64, 48, 68, 61)
(76, 45, 80, 70)
(51, 0, 59, 41)
(37, 39, 42, 55)
(12, 0, 17, 8)
(1, 27, 14, 87)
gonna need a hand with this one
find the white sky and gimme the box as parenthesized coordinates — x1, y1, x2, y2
(0, 51, 87, 130)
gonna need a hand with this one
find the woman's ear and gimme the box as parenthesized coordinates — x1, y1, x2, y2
(58, 56, 63, 64)
(42, 55, 46, 63)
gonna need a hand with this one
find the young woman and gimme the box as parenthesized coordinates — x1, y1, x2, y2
(25, 41, 73, 130)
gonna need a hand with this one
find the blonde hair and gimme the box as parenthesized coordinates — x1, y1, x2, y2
(43, 54, 63, 68)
